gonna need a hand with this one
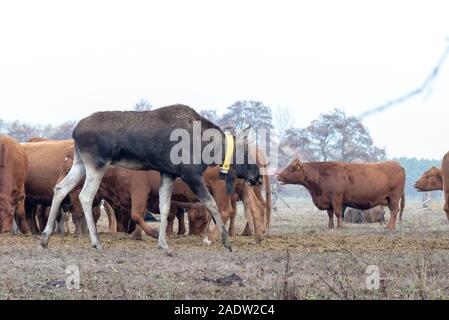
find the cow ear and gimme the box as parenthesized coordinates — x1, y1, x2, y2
(294, 159, 302, 171)
(225, 170, 237, 195)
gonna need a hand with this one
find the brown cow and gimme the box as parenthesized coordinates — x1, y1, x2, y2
(171, 201, 209, 236)
(22, 139, 105, 235)
(414, 166, 447, 220)
(414, 167, 443, 192)
(344, 206, 385, 224)
(276, 159, 405, 230)
(0, 135, 29, 233)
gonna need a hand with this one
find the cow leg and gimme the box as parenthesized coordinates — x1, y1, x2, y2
(15, 196, 31, 234)
(444, 199, 449, 222)
(228, 198, 237, 237)
(327, 209, 335, 228)
(37, 205, 47, 232)
(131, 192, 159, 239)
(167, 205, 176, 234)
(93, 206, 101, 225)
(242, 200, 255, 236)
(158, 174, 176, 253)
(131, 225, 143, 240)
(54, 208, 65, 234)
(176, 207, 186, 235)
(41, 160, 85, 248)
(185, 176, 232, 252)
(386, 197, 401, 230)
(242, 222, 253, 236)
(78, 163, 109, 251)
(25, 199, 39, 235)
(103, 201, 117, 232)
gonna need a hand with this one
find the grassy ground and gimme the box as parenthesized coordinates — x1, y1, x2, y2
(1, 198, 449, 300)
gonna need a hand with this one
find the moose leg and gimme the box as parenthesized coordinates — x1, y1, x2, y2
(41, 159, 86, 248)
(158, 173, 175, 253)
(186, 176, 232, 252)
(79, 163, 109, 251)
(327, 209, 335, 229)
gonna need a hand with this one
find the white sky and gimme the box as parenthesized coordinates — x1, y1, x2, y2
(0, 0, 448, 159)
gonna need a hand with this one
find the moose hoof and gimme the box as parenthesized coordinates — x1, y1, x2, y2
(221, 235, 232, 252)
(92, 242, 104, 252)
(40, 234, 49, 249)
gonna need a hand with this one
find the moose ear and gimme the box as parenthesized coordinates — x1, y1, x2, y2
(236, 124, 252, 145)
(225, 170, 237, 195)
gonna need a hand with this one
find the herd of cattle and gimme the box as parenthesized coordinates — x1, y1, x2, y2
(0, 104, 448, 253)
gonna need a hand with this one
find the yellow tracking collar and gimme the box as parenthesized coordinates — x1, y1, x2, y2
(220, 131, 234, 174)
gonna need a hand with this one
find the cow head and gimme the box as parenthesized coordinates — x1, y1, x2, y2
(222, 127, 262, 194)
(276, 158, 304, 185)
(188, 205, 210, 236)
(414, 167, 443, 192)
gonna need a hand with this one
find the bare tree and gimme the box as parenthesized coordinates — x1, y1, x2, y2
(6, 121, 42, 142)
(220, 100, 273, 131)
(200, 108, 221, 125)
(133, 99, 152, 111)
(282, 109, 385, 163)
(49, 121, 77, 140)
(273, 105, 294, 142)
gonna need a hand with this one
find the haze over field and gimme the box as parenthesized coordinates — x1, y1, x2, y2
(0, 0, 448, 158)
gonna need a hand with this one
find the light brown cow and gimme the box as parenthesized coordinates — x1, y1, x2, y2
(0, 135, 29, 233)
(276, 159, 405, 230)
(22, 139, 106, 235)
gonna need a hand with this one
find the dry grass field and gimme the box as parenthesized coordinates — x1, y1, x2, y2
(1, 198, 449, 300)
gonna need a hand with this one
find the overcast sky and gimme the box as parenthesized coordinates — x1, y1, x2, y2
(0, 0, 448, 159)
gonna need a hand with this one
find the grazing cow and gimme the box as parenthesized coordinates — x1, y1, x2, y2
(344, 206, 385, 224)
(0, 135, 29, 233)
(171, 201, 209, 236)
(42, 105, 261, 253)
(276, 159, 405, 230)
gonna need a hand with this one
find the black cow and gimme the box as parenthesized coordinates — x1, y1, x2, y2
(41, 105, 261, 253)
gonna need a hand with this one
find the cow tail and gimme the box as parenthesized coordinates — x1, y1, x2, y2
(264, 174, 272, 234)
(399, 192, 405, 221)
